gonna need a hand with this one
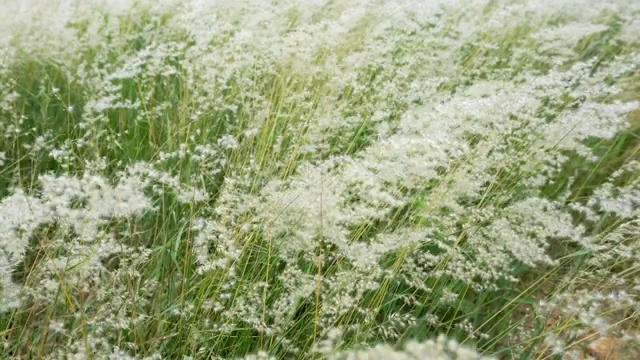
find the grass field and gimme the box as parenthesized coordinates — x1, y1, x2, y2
(1, 0, 639, 359)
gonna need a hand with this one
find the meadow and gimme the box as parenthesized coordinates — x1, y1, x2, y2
(1, 0, 639, 359)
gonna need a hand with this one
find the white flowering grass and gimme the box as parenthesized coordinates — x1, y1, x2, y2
(1, 0, 640, 358)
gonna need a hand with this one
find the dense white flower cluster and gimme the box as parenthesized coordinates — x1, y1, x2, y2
(326, 335, 492, 360)
(0, 168, 153, 311)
